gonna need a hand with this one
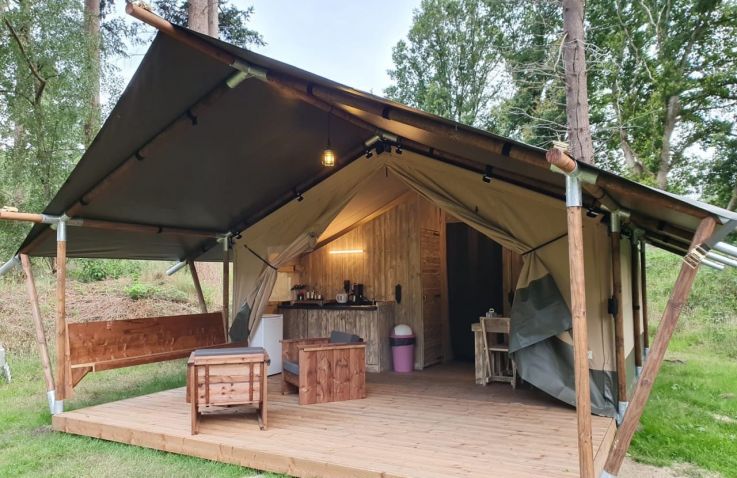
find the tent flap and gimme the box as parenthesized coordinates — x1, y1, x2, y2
(508, 256, 572, 352)
(513, 336, 617, 417)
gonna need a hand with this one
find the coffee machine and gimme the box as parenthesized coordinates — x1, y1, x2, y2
(354, 283, 365, 302)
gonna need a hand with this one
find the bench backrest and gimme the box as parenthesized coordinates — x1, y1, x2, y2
(69, 312, 225, 370)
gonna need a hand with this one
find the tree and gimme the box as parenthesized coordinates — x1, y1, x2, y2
(156, 0, 264, 48)
(489, 2, 566, 146)
(384, 0, 509, 127)
(83, 0, 101, 145)
(187, 0, 208, 33)
(701, 133, 737, 210)
(0, 0, 94, 257)
(587, 0, 737, 190)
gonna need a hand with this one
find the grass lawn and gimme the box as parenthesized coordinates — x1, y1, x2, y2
(624, 248, 737, 477)
(629, 353, 737, 477)
(0, 356, 282, 478)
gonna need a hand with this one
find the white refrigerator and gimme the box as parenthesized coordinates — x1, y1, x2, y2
(249, 313, 283, 375)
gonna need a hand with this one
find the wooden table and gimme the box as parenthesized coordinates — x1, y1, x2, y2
(187, 347, 269, 434)
(471, 317, 515, 386)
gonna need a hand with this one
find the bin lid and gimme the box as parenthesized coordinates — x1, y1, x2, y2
(392, 324, 413, 336)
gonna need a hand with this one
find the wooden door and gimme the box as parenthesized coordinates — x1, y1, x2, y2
(421, 228, 443, 366)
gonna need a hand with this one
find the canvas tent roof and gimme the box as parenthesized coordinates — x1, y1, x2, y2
(14, 25, 737, 262)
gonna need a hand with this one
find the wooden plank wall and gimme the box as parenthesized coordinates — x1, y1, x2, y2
(502, 248, 524, 316)
(300, 193, 444, 369)
(420, 227, 443, 366)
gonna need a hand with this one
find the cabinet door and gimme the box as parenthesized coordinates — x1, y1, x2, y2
(421, 228, 443, 366)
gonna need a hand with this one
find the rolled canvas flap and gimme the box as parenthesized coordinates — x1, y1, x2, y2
(509, 254, 572, 353)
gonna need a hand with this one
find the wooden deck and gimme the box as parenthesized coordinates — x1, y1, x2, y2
(53, 363, 615, 478)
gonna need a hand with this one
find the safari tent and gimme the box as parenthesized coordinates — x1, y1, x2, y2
(2, 5, 737, 478)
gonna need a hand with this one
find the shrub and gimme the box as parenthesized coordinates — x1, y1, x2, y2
(125, 282, 157, 300)
(71, 259, 141, 283)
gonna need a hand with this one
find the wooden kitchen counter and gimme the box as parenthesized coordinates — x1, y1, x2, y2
(279, 302, 395, 373)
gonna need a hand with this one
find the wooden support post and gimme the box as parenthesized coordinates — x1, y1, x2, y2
(610, 224, 628, 408)
(640, 239, 650, 356)
(545, 147, 594, 478)
(55, 220, 72, 403)
(20, 254, 56, 411)
(567, 204, 596, 478)
(548, 146, 595, 478)
(188, 260, 208, 314)
(631, 238, 643, 375)
(222, 238, 230, 339)
(603, 216, 717, 476)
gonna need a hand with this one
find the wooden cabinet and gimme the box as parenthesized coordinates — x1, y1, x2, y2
(280, 303, 395, 373)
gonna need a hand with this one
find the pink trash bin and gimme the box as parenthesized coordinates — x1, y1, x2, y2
(390, 324, 416, 373)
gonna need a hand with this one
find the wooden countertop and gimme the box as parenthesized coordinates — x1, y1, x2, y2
(278, 301, 393, 312)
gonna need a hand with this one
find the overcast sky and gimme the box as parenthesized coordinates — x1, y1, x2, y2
(114, 0, 421, 95)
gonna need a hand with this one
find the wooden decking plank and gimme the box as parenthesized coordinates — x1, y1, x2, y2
(56, 365, 615, 478)
(87, 398, 594, 468)
(67, 398, 596, 473)
(68, 396, 593, 472)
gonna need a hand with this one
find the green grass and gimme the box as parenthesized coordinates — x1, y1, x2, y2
(627, 248, 737, 477)
(0, 355, 280, 478)
(630, 354, 737, 476)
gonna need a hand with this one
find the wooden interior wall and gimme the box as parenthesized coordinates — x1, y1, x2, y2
(502, 248, 524, 316)
(299, 193, 444, 370)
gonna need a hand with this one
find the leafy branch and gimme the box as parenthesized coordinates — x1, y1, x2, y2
(3, 17, 46, 104)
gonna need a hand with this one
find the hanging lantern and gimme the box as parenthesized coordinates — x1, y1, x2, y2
(321, 148, 336, 167)
(321, 109, 336, 167)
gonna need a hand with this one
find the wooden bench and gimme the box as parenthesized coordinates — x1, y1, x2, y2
(68, 312, 226, 387)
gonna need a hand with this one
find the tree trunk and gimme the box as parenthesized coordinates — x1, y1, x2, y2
(656, 95, 681, 190)
(84, 0, 101, 145)
(207, 0, 219, 37)
(561, 0, 595, 165)
(727, 182, 737, 211)
(619, 129, 645, 176)
(188, 0, 209, 34)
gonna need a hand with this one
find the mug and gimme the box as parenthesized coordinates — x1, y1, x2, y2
(336, 293, 348, 304)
